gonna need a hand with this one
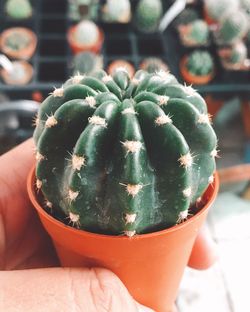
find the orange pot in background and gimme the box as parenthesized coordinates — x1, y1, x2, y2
(27, 168, 219, 312)
(180, 56, 214, 85)
(67, 25, 104, 55)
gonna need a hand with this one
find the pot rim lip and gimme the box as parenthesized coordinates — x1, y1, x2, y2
(67, 24, 104, 50)
(27, 165, 219, 240)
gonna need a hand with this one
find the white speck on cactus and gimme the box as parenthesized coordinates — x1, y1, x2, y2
(124, 230, 136, 237)
(122, 107, 136, 115)
(115, 67, 128, 74)
(68, 212, 80, 227)
(36, 179, 42, 190)
(88, 116, 107, 127)
(182, 84, 197, 97)
(72, 155, 86, 171)
(210, 148, 219, 158)
(102, 75, 113, 83)
(45, 115, 58, 128)
(122, 141, 142, 153)
(131, 77, 140, 85)
(71, 74, 84, 84)
(183, 187, 192, 198)
(51, 87, 64, 98)
(156, 70, 171, 81)
(208, 175, 214, 184)
(178, 152, 193, 168)
(45, 200, 53, 209)
(155, 114, 172, 125)
(177, 209, 189, 223)
(85, 96, 96, 107)
(197, 113, 211, 124)
(68, 189, 79, 201)
(120, 183, 143, 197)
(124, 213, 137, 224)
(158, 95, 170, 106)
(36, 152, 45, 162)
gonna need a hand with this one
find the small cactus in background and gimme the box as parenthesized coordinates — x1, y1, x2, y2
(186, 50, 214, 76)
(219, 41, 249, 70)
(204, 0, 239, 23)
(5, 30, 31, 51)
(73, 20, 99, 46)
(68, 0, 99, 21)
(5, 0, 32, 19)
(178, 20, 210, 46)
(72, 51, 103, 75)
(216, 10, 249, 44)
(134, 0, 163, 33)
(140, 57, 169, 73)
(102, 0, 131, 23)
(34, 69, 217, 236)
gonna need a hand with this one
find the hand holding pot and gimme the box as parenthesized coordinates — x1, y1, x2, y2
(0, 139, 217, 312)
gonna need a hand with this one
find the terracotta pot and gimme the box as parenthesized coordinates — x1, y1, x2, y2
(0, 27, 37, 60)
(67, 24, 104, 55)
(180, 56, 214, 85)
(27, 167, 219, 312)
(107, 60, 135, 78)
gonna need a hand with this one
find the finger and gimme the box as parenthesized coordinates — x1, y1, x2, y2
(188, 226, 218, 270)
(0, 267, 154, 312)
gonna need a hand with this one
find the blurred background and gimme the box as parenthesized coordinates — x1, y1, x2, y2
(0, 0, 249, 311)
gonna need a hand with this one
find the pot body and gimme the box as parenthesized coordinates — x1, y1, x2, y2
(27, 168, 219, 312)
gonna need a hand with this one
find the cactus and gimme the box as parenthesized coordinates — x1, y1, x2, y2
(34, 69, 217, 236)
(72, 52, 103, 75)
(68, 0, 99, 21)
(73, 20, 99, 46)
(217, 10, 249, 44)
(186, 51, 214, 76)
(219, 41, 248, 69)
(102, 0, 131, 23)
(140, 57, 169, 73)
(179, 20, 210, 46)
(5, 31, 31, 51)
(204, 0, 240, 22)
(134, 0, 163, 33)
(6, 0, 32, 19)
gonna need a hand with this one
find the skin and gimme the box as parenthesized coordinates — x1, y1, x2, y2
(0, 139, 217, 312)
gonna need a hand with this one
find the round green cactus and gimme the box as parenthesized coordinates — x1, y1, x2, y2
(204, 0, 239, 22)
(134, 0, 163, 33)
(73, 20, 99, 45)
(6, 0, 32, 19)
(140, 57, 169, 73)
(72, 52, 103, 75)
(186, 51, 214, 76)
(34, 69, 217, 236)
(179, 20, 210, 46)
(217, 10, 249, 44)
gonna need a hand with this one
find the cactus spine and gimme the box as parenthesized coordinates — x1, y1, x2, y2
(186, 51, 214, 76)
(34, 69, 217, 236)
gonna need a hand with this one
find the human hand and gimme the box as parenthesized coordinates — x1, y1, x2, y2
(0, 139, 217, 312)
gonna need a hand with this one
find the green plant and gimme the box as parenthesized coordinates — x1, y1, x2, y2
(204, 0, 239, 22)
(34, 69, 217, 236)
(72, 52, 103, 75)
(186, 51, 214, 76)
(140, 57, 169, 73)
(134, 0, 163, 33)
(229, 41, 248, 63)
(217, 10, 249, 44)
(5, 0, 32, 19)
(5, 31, 31, 51)
(179, 20, 210, 46)
(73, 20, 99, 46)
(102, 0, 131, 23)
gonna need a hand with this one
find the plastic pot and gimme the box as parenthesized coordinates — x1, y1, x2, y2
(180, 56, 214, 85)
(27, 168, 219, 312)
(0, 27, 37, 60)
(67, 24, 104, 55)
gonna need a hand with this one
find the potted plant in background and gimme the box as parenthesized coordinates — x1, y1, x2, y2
(0, 27, 37, 60)
(107, 59, 135, 78)
(67, 20, 104, 54)
(27, 68, 219, 312)
(180, 50, 215, 85)
(102, 0, 131, 23)
(72, 51, 103, 76)
(140, 57, 169, 73)
(5, 0, 32, 20)
(1, 60, 33, 85)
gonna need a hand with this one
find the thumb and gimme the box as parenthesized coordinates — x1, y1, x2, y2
(0, 267, 154, 312)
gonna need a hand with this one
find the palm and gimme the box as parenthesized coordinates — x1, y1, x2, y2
(0, 139, 58, 270)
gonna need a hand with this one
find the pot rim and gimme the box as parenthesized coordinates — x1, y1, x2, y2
(27, 165, 219, 241)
